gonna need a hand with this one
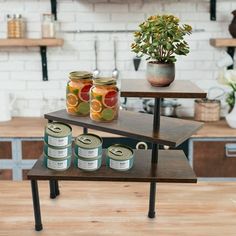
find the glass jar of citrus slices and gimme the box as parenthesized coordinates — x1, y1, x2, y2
(90, 77, 119, 122)
(66, 71, 93, 116)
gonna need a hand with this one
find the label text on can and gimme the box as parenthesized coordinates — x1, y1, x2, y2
(47, 159, 68, 170)
(78, 148, 98, 158)
(48, 136, 68, 147)
(110, 159, 130, 170)
(78, 159, 98, 170)
(48, 147, 68, 158)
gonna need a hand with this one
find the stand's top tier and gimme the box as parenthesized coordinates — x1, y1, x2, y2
(121, 80, 206, 98)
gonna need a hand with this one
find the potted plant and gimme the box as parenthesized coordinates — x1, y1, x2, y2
(131, 14, 192, 87)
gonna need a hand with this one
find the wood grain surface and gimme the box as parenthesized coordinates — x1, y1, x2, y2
(27, 150, 197, 183)
(121, 80, 206, 98)
(210, 38, 236, 47)
(45, 109, 203, 147)
(0, 181, 236, 236)
(0, 38, 64, 47)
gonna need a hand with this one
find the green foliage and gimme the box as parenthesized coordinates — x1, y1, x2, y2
(131, 14, 192, 63)
(226, 90, 235, 110)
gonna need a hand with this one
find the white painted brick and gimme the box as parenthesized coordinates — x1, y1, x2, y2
(187, 51, 214, 61)
(57, 13, 75, 23)
(163, 2, 197, 13)
(25, 61, 58, 71)
(18, 108, 42, 117)
(28, 99, 44, 108)
(180, 70, 214, 80)
(76, 13, 110, 23)
(129, 2, 163, 13)
(111, 13, 144, 22)
(94, 23, 126, 31)
(11, 72, 42, 81)
(0, 81, 26, 90)
(95, 3, 128, 12)
(217, 1, 231, 12)
(58, 1, 93, 12)
(0, 61, 24, 71)
(27, 81, 60, 90)
(0, 53, 8, 61)
(43, 90, 65, 99)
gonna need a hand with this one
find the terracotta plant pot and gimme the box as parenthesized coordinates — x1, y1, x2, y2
(146, 62, 175, 87)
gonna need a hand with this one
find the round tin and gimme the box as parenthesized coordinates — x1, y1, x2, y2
(44, 142, 72, 159)
(106, 144, 134, 171)
(44, 153, 71, 171)
(44, 122, 72, 147)
(74, 133, 102, 159)
(74, 154, 102, 171)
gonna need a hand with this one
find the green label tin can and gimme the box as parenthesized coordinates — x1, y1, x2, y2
(44, 142, 72, 159)
(106, 144, 134, 171)
(74, 133, 102, 158)
(44, 153, 71, 171)
(74, 154, 102, 171)
(44, 122, 72, 147)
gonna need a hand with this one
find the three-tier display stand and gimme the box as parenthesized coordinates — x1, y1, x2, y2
(27, 79, 206, 231)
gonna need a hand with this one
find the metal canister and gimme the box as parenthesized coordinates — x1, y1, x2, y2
(44, 122, 72, 147)
(74, 133, 102, 158)
(74, 153, 102, 171)
(106, 144, 134, 171)
(44, 142, 72, 159)
(44, 153, 71, 171)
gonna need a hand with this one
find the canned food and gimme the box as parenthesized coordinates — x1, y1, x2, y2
(44, 153, 71, 171)
(74, 133, 102, 158)
(106, 144, 134, 171)
(44, 122, 72, 147)
(74, 154, 102, 171)
(44, 142, 72, 159)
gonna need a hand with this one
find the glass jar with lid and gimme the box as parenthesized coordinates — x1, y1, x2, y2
(42, 13, 56, 38)
(90, 77, 119, 122)
(7, 14, 25, 38)
(66, 71, 93, 116)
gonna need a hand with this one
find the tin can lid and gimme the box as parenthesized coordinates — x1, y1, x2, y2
(93, 77, 116, 86)
(75, 133, 102, 149)
(107, 144, 133, 161)
(45, 122, 72, 137)
(69, 71, 93, 80)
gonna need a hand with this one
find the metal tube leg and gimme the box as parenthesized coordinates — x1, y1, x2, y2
(49, 180, 57, 199)
(55, 180, 60, 196)
(31, 180, 43, 231)
(148, 182, 156, 218)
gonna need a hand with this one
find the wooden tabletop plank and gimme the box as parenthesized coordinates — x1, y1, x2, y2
(210, 38, 236, 47)
(27, 150, 197, 183)
(45, 109, 203, 147)
(121, 80, 206, 98)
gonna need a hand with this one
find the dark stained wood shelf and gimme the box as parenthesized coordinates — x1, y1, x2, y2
(27, 150, 197, 183)
(120, 80, 206, 98)
(45, 109, 203, 147)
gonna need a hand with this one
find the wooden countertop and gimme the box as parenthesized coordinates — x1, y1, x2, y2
(0, 117, 235, 138)
(0, 181, 236, 235)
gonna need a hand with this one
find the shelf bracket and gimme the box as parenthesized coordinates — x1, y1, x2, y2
(40, 46, 48, 81)
(210, 0, 216, 21)
(227, 47, 235, 69)
(50, 0, 57, 20)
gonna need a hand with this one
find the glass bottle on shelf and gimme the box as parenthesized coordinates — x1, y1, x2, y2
(90, 77, 119, 122)
(7, 14, 25, 38)
(41, 13, 56, 38)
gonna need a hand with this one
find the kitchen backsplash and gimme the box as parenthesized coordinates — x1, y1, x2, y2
(0, 0, 235, 117)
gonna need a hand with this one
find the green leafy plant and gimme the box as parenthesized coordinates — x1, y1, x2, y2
(131, 14, 192, 63)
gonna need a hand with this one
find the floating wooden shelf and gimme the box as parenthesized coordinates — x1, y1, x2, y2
(121, 80, 206, 98)
(45, 109, 203, 147)
(209, 38, 236, 47)
(27, 150, 197, 183)
(0, 38, 64, 47)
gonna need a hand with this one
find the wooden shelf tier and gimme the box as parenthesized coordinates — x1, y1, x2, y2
(210, 38, 236, 47)
(121, 80, 206, 98)
(0, 38, 64, 47)
(45, 109, 203, 147)
(27, 150, 197, 183)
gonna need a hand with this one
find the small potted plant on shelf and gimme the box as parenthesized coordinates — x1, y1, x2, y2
(131, 14, 192, 87)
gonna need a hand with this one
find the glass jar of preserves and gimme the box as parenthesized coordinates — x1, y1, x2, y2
(66, 71, 93, 116)
(90, 77, 119, 122)
(7, 14, 25, 38)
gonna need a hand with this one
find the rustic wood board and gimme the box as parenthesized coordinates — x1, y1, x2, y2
(210, 38, 236, 47)
(1, 181, 236, 235)
(45, 109, 203, 147)
(120, 80, 206, 98)
(27, 150, 197, 183)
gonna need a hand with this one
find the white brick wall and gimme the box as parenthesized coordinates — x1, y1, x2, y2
(0, 0, 235, 117)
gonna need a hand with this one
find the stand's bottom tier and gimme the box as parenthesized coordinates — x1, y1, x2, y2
(28, 150, 197, 183)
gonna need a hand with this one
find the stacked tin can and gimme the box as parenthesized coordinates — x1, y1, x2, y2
(74, 133, 103, 171)
(44, 122, 72, 171)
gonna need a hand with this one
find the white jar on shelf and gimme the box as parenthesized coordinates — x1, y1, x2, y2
(41, 13, 56, 38)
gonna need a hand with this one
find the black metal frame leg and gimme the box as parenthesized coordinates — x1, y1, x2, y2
(31, 180, 43, 231)
(49, 180, 59, 199)
(148, 98, 161, 218)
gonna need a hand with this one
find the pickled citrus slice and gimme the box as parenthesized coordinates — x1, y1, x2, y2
(77, 102, 90, 115)
(101, 108, 115, 121)
(67, 93, 78, 107)
(67, 106, 77, 114)
(102, 90, 118, 108)
(91, 99, 102, 113)
(78, 84, 92, 102)
(90, 112, 102, 121)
